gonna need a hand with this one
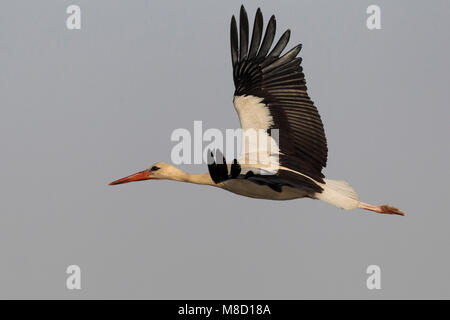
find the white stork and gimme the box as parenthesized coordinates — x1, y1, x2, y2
(109, 6, 404, 216)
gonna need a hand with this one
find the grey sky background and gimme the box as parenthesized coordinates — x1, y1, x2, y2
(0, 0, 449, 299)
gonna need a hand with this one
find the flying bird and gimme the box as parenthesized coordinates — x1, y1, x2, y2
(109, 6, 404, 216)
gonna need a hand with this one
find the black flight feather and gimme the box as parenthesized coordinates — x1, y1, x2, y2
(256, 15, 276, 59)
(248, 8, 263, 59)
(230, 16, 239, 69)
(239, 6, 249, 61)
(267, 29, 290, 58)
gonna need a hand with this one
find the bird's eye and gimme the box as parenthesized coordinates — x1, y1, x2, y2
(150, 166, 160, 171)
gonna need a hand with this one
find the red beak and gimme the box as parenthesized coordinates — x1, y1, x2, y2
(109, 170, 158, 186)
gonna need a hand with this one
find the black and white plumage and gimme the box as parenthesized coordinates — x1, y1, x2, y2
(109, 6, 404, 216)
(208, 6, 402, 215)
(231, 7, 327, 183)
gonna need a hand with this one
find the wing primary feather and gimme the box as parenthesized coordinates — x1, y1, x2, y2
(239, 5, 249, 61)
(230, 15, 239, 69)
(268, 29, 291, 58)
(262, 44, 302, 73)
(257, 15, 276, 59)
(248, 8, 263, 58)
(230, 159, 241, 178)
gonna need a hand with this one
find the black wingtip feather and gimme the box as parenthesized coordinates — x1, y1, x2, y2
(257, 15, 276, 59)
(230, 15, 238, 68)
(248, 8, 263, 58)
(239, 6, 249, 61)
(268, 29, 290, 58)
(230, 159, 241, 178)
(262, 44, 302, 73)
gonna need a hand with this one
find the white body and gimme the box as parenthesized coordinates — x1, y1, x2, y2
(219, 174, 360, 210)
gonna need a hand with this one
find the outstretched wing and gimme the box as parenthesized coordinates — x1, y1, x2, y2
(230, 6, 328, 183)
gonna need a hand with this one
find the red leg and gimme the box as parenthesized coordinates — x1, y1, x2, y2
(358, 202, 404, 216)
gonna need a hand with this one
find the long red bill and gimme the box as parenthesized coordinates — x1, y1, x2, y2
(109, 170, 158, 186)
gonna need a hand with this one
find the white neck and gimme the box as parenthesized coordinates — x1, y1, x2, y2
(170, 170, 216, 186)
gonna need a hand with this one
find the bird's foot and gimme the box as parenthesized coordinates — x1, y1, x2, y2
(358, 202, 405, 216)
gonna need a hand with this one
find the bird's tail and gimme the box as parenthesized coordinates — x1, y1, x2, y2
(315, 178, 404, 216)
(315, 179, 360, 210)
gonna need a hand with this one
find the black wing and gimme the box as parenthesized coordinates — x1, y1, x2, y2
(231, 6, 328, 183)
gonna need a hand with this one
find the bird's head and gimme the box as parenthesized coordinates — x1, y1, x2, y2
(109, 162, 184, 185)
